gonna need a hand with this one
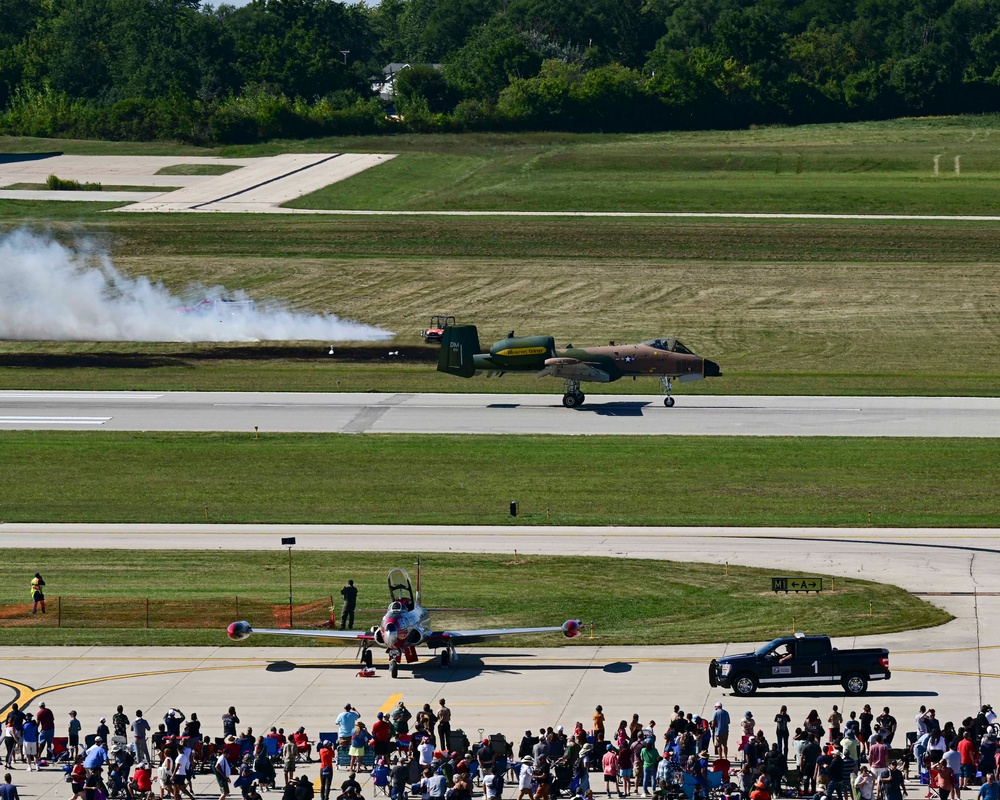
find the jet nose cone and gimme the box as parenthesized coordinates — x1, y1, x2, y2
(704, 359, 722, 377)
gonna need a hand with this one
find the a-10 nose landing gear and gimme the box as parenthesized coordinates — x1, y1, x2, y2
(562, 379, 585, 408)
(661, 376, 675, 407)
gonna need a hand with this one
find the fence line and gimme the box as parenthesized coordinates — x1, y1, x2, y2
(0, 595, 344, 629)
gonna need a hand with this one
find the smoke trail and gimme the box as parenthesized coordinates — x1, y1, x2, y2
(0, 229, 393, 342)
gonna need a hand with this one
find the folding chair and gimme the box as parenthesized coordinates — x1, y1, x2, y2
(51, 737, 70, 763)
(263, 737, 281, 763)
(373, 761, 391, 793)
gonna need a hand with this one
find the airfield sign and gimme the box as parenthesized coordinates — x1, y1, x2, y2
(772, 577, 824, 593)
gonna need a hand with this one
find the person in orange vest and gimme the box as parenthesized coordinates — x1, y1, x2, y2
(30, 574, 45, 615)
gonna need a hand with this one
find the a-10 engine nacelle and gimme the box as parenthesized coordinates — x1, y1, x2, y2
(488, 335, 556, 369)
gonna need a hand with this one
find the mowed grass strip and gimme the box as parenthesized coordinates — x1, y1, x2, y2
(0, 432, 997, 527)
(0, 550, 951, 647)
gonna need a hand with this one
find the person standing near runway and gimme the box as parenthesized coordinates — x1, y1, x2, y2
(773, 706, 790, 760)
(35, 703, 54, 760)
(436, 700, 451, 752)
(30, 574, 45, 615)
(340, 581, 358, 630)
(131, 710, 151, 766)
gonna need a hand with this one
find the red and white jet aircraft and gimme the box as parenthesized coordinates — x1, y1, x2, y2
(227, 562, 581, 678)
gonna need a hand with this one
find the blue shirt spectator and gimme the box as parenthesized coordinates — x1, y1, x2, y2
(336, 707, 360, 739)
(21, 721, 38, 745)
(83, 744, 108, 770)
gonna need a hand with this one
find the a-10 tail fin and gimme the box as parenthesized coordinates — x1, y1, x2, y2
(437, 324, 481, 378)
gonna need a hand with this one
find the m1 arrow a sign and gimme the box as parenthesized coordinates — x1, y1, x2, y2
(772, 577, 824, 593)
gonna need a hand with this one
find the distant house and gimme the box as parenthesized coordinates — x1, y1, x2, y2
(372, 62, 443, 102)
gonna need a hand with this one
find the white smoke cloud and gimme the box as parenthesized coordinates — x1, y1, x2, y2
(0, 229, 393, 342)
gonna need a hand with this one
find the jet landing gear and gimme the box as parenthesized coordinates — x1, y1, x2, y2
(439, 646, 456, 668)
(562, 379, 585, 408)
(661, 376, 675, 407)
(360, 647, 373, 667)
(389, 654, 399, 678)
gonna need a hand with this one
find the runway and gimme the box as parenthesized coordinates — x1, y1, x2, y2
(2, 391, 999, 435)
(3, 522, 1000, 800)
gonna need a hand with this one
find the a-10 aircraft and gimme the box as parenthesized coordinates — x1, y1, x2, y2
(227, 562, 581, 678)
(438, 325, 721, 407)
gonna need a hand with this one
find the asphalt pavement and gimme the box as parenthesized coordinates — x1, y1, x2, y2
(1, 391, 999, 435)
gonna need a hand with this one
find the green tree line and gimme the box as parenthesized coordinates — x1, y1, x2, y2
(2, 0, 1000, 144)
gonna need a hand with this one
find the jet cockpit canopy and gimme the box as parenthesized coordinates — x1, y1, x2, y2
(643, 338, 695, 355)
(387, 568, 414, 607)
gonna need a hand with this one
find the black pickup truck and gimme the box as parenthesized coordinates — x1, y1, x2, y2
(709, 633, 890, 696)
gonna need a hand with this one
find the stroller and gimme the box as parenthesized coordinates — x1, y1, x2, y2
(552, 763, 574, 797)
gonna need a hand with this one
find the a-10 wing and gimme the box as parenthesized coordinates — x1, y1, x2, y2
(426, 619, 581, 647)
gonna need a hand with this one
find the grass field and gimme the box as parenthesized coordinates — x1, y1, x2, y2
(1, 432, 997, 527)
(1, 117, 999, 395)
(0, 550, 951, 647)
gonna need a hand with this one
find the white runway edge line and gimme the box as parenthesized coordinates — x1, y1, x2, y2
(0, 416, 110, 424)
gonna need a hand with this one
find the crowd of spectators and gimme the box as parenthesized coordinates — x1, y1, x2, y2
(4, 699, 1000, 800)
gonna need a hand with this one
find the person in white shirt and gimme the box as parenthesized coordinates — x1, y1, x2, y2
(517, 757, 535, 800)
(214, 752, 231, 800)
(855, 767, 875, 800)
(419, 740, 435, 767)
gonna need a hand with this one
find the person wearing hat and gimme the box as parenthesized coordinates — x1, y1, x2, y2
(601, 744, 619, 797)
(711, 702, 730, 760)
(214, 746, 232, 800)
(83, 737, 108, 771)
(516, 756, 535, 800)
(68, 711, 82, 761)
(34, 703, 54, 761)
(317, 742, 335, 800)
(348, 723, 371, 774)
(20, 715, 38, 772)
(96, 718, 110, 741)
(372, 713, 392, 759)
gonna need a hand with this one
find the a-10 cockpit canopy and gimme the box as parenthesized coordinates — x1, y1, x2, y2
(643, 338, 695, 354)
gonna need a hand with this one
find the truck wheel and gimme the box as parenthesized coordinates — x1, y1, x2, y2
(732, 673, 758, 697)
(708, 659, 719, 688)
(843, 673, 868, 695)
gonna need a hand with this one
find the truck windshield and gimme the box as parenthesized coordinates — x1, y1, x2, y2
(754, 638, 786, 656)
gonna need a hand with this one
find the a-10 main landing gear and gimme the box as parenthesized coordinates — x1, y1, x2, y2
(661, 376, 675, 407)
(562, 378, 585, 408)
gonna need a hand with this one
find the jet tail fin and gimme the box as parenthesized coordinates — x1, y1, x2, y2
(437, 325, 480, 378)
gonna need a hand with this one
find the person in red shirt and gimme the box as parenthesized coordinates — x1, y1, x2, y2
(957, 732, 977, 790)
(35, 703, 55, 760)
(292, 729, 312, 763)
(133, 763, 153, 796)
(372, 714, 392, 760)
(319, 742, 336, 800)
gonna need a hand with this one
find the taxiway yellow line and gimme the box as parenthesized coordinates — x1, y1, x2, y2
(379, 693, 404, 715)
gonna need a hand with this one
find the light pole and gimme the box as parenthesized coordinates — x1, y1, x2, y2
(281, 537, 296, 627)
